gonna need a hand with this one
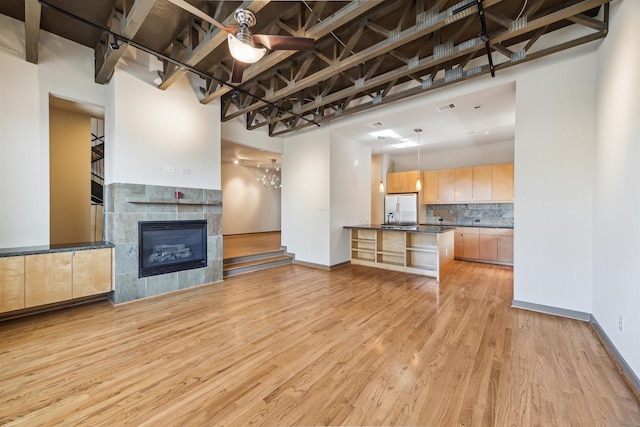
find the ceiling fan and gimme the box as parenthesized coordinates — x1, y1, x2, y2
(166, 0, 315, 83)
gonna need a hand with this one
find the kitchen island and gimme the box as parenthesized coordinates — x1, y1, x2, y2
(344, 225, 455, 282)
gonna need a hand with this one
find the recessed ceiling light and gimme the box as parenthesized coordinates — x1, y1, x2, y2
(391, 141, 418, 149)
(368, 121, 384, 128)
(484, 130, 490, 135)
(369, 129, 402, 139)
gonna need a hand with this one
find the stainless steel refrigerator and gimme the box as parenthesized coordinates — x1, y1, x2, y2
(384, 193, 418, 225)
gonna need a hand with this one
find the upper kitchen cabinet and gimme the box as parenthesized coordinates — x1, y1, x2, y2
(438, 169, 455, 202)
(386, 172, 405, 193)
(492, 163, 514, 202)
(418, 163, 513, 204)
(472, 165, 493, 202)
(386, 170, 421, 194)
(422, 170, 439, 203)
(454, 167, 473, 202)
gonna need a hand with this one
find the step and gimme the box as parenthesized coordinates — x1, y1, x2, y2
(223, 252, 293, 277)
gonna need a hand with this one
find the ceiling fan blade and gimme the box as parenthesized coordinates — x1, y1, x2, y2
(252, 34, 315, 51)
(165, 0, 236, 35)
(231, 61, 250, 83)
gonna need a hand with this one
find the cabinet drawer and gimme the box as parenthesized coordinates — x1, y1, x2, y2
(479, 228, 513, 236)
(456, 227, 479, 235)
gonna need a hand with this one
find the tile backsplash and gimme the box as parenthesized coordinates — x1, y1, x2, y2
(423, 203, 514, 227)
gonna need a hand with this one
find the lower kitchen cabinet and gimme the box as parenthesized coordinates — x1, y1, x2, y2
(0, 256, 25, 312)
(456, 227, 513, 266)
(454, 227, 479, 259)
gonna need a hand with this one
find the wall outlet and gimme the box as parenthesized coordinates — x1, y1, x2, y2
(164, 166, 175, 173)
(618, 315, 624, 332)
(181, 168, 190, 175)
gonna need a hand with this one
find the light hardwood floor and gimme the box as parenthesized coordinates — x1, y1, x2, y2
(223, 231, 282, 259)
(0, 262, 638, 426)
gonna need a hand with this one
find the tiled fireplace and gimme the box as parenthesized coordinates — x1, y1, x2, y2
(104, 183, 222, 304)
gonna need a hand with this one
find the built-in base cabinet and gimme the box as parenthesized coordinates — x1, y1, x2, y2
(0, 248, 113, 314)
(0, 257, 26, 312)
(454, 227, 513, 265)
(351, 229, 454, 281)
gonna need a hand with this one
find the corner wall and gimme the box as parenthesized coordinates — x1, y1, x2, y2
(0, 15, 108, 247)
(513, 45, 596, 313)
(593, 0, 640, 379)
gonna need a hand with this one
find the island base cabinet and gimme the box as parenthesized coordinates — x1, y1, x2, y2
(351, 229, 376, 263)
(25, 252, 73, 308)
(0, 257, 25, 313)
(348, 228, 455, 281)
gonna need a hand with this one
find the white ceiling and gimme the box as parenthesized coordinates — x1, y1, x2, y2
(223, 81, 515, 163)
(330, 81, 516, 155)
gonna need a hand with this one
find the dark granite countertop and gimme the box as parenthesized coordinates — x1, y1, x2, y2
(0, 241, 114, 258)
(345, 224, 456, 233)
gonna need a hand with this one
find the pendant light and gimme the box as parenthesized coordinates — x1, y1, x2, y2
(378, 136, 385, 193)
(414, 128, 422, 191)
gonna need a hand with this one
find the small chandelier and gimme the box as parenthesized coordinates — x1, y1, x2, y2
(257, 159, 281, 189)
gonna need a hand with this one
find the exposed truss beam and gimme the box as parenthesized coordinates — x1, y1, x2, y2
(25, 0, 41, 64)
(223, 0, 506, 121)
(240, 0, 609, 135)
(200, 0, 384, 103)
(95, 0, 157, 84)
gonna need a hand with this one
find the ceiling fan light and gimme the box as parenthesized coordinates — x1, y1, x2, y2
(228, 34, 266, 64)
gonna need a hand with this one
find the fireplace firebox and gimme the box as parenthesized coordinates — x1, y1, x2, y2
(138, 220, 207, 278)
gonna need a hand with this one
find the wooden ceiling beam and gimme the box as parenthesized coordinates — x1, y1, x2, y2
(24, 0, 41, 64)
(95, 0, 156, 84)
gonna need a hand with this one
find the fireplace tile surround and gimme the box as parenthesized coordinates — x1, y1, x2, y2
(105, 183, 222, 304)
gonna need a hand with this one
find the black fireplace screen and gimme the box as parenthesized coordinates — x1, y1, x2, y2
(138, 220, 207, 278)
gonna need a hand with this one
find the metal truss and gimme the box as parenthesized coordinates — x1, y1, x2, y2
(213, 0, 609, 136)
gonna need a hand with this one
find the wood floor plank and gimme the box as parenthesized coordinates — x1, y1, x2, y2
(0, 262, 638, 426)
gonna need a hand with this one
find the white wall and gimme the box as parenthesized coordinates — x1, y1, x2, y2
(330, 133, 371, 265)
(0, 16, 107, 247)
(282, 127, 331, 265)
(107, 57, 220, 189)
(282, 127, 370, 267)
(513, 45, 596, 313)
(593, 0, 640, 378)
(391, 139, 514, 171)
(221, 162, 281, 235)
(222, 116, 284, 154)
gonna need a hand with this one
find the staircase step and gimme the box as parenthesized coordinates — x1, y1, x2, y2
(223, 252, 293, 277)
